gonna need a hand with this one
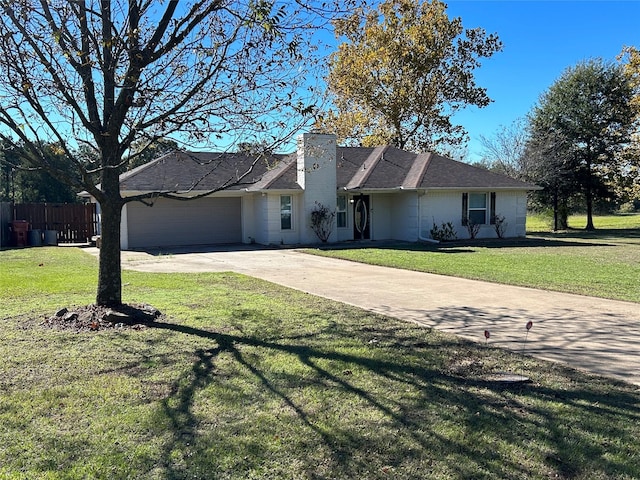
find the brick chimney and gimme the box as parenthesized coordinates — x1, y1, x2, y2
(296, 133, 337, 243)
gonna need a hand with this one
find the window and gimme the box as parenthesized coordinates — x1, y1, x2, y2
(468, 193, 487, 225)
(280, 195, 292, 230)
(462, 192, 495, 225)
(336, 195, 347, 228)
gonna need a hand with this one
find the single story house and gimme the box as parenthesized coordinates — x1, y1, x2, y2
(90, 133, 539, 249)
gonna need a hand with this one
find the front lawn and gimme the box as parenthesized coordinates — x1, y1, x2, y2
(308, 214, 640, 303)
(527, 212, 640, 232)
(1, 247, 639, 479)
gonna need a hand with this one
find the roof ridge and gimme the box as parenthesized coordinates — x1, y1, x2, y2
(402, 152, 432, 189)
(246, 155, 295, 191)
(344, 145, 388, 190)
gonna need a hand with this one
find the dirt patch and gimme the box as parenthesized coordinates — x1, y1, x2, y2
(42, 303, 165, 332)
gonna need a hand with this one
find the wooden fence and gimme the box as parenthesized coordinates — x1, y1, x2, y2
(13, 203, 98, 244)
(0, 202, 11, 247)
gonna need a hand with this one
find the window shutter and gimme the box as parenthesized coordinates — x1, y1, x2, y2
(462, 193, 468, 226)
(490, 192, 496, 225)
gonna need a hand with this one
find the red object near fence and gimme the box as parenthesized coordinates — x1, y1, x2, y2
(11, 220, 29, 247)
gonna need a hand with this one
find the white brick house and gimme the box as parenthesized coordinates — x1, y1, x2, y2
(85, 133, 539, 249)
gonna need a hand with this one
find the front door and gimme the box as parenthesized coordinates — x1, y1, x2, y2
(353, 195, 370, 240)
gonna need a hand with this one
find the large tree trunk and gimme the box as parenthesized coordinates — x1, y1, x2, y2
(553, 189, 559, 231)
(96, 198, 124, 306)
(585, 188, 595, 231)
(585, 157, 595, 231)
(96, 158, 124, 307)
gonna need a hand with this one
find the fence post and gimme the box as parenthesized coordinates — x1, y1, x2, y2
(0, 202, 13, 248)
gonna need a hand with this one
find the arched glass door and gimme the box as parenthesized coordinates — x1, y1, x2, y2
(353, 195, 370, 240)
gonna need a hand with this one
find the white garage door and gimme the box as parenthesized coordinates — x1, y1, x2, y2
(127, 197, 242, 248)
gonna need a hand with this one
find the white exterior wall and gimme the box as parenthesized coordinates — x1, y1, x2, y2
(515, 192, 528, 236)
(297, 133, 337, 244)
(391, 192, 419, 241)
(420, 190, 528, 240)
(258, 193, 302, 245)
(336, 193, 352, 242)
(252, 194, 269, 245)
(242, 195, 255, 244)
(420, 191, 462, 239)
(287, 193, 303, 244)
(495, 191, 528, 238)
(371, 194, 392, 240)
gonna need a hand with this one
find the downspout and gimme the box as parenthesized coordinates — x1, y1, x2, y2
(417, 190, 439, 244)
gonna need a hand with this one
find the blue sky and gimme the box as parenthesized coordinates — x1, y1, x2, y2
(444, 0, 640, 161)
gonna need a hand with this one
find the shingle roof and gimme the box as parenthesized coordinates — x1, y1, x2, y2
(118, 146, 537, 193)
(119, 151, 290, 192)
(419, 154, 537, 190)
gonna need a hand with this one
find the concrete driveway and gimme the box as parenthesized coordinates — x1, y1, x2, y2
(99, 245, 640, 386)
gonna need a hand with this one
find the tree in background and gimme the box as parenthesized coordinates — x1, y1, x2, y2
(524, 129, 578, 230)
(478, 118, 530, 179)
(14, 144, 81, 203)
(621, 46, 640, 111)
(1, 141, 81, 203)
(0, 142, 18, 202)
(72, 137, 178, 176)
(525, 59, 639, 230)
(319, 0, 502, 153)
(0, 1, 357, 307)
(615, 46, 640, 209)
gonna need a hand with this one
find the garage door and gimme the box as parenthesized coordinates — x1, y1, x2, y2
(126, 197, 242, 248)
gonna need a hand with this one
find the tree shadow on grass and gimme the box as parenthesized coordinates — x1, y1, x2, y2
(141, 318, 640, 480)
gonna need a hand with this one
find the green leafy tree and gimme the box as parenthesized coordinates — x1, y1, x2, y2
(0, 1, 356, 307)
(319, 0, 502, 153)
(526, 59, 639, 230)
(1, 142, 80, 203)
(524, 129, 578, 230)
(14, 144, 81, 203)
(0, 141, 19, 202)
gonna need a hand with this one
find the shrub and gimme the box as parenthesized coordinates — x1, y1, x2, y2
(430, 221, 457, 241)
(493, 214, 507, 238)
(463, 217, 481, 239)
(310, 202, 335, 242)
(618, 201, 638, 214)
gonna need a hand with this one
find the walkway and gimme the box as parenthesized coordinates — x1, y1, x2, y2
(99, 246, 639, 386)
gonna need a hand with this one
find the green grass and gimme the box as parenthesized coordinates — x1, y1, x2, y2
(0, 248, 98, 317)
(307, 214, 640, 303)
(527, 212, 640, 232)
(1, 247, 640, 479)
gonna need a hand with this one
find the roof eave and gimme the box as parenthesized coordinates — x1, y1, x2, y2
(424, 185, 541, 191)
(342, 186, 406, 193)
(119, 189, 248, 198)
(246, 187, 303, 194)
